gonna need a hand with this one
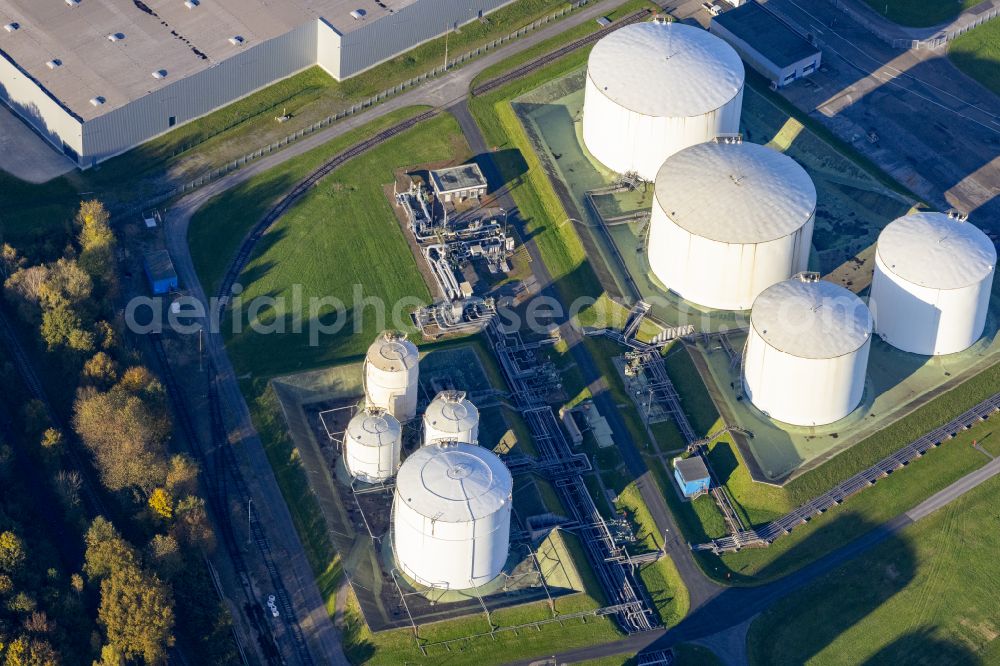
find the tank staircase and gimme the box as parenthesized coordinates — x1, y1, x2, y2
(693, 391, 1000, 553)
(623, 300, 652, 341)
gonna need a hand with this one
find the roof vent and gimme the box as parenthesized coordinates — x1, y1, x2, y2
(349, 8, 366, 19)
(107, 32, 124, 42)
(228, 35, 245, 45)
(45, 59, 62, 69)
(65, 0, 80, 6)
(3, 22, 19, 32)
(89, 96, 105, 106)
(152, 69, 167, 79)
(184, 0, 199, 7)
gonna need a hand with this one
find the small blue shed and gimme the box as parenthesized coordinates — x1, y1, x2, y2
(673, 456, 711, 498)
(143, 250, 178, 295)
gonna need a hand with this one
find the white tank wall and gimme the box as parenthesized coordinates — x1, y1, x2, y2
(743, 331, 870, 426)
(582, 74, 744, 180)
(365, 334, 419, 422)
(393, 492, 510, 589)
(648, 205, 813, 310)
(343, 411, 402, 483)
(423, 394, 479, 446)
(870, 252, 994, 356)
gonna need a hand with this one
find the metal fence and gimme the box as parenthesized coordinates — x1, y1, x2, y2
(832, 0, 1000, 51)
(124, 0, 595, 216)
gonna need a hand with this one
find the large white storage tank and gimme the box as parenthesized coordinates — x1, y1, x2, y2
(393, 442, 512, 589)
(744, 274, 873, 426)
(423, 391, 480, 446)
(647, 140, 816, 310)
(364, 331, 419, 422)
(343, 407, 402, 483)
(869, 212, 996, 356)
(582, 20, 745, 181)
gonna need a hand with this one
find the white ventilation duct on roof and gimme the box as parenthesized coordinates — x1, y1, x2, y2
(107, 33, 123, 42)
(3, 23, 19, 33)
(152, 69, 167, 79)
(45, 59, 62, 69)
(65, 0, 80, 6)
(228, 35, 245, 46)
(350, 9, 367, 19)
(184, 0, 199, 8)
(89, 96, 105, 106)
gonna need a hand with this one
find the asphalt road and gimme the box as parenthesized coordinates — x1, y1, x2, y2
(158, 3, 633, 663)
(513, 451, 1000, 665)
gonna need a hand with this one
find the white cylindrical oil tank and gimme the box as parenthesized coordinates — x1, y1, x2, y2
(869, 212, 996, 356)
(364, 331, 419, 422)
(343, 407, 402, 483)
(744, 274, 873, 426)
(393, 442, 512, 589)
(582, 20, 745, 181)
(422, 391, 479, 446)
(647, 141, 816, 310)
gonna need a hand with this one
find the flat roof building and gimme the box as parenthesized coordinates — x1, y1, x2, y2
(429, 163, 488, 202)
(710, 2, 821, 89)
(673, 456, 710, 498)
(0, 0, 516, 167)
(143, 249, 178, 295)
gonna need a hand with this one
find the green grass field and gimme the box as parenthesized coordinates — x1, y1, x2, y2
(747, 474, 1000, 664)
(861, 0, 982, 27)
(950, 15, 1000, 96)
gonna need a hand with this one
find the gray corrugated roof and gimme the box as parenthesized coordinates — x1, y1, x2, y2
(713, 2, 818, 69)
(675, 456, 709, 482)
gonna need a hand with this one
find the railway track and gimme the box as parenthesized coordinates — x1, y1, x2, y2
(471, 8, 652, 96)
(150, 334, 309, 665)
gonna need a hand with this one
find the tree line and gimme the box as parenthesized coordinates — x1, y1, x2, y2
(0, 201, 236, 664)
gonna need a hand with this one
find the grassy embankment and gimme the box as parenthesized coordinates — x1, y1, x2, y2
(950, 14, 1000, 96)
(861, 0, 983, 27)
(747, 474, 1000, 664)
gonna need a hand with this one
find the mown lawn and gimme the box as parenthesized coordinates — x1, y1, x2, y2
(950, 14, 1000, 96)
(861, 0, 982, 27)
(747, 474, 1000, 664)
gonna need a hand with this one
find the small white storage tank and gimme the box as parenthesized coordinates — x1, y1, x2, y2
(647, 140, 816, 310)
(744, 274, 873, 426)
(869, 212, 996, 356)
(364, 331, 419, 422)
(582, 20, 745, 181)
(343, 407, 402, 483)
(422, 391, 479, 446)
(393, 442, 512, 589)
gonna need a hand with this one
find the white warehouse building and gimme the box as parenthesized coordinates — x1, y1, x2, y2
(393, 442, 512, 589)
(0, 0, 516, 167)
(365, 331, 419, 422)
(423, 391, 479, 446)
(581, 20, 744, 181)
(744, 274, 873, 427)
(343, 407, 402, 484)
(647, 140, 816, 311)
(869, 212, 996, 356)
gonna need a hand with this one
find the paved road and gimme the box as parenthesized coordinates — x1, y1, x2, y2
(159, 3, 630, 663)
(514, 454, 1000, 664)
(767, 0, 1000, 225)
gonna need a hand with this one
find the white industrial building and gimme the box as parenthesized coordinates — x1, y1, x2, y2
(0, 0, 516, 167)
(869, 212, 996, 356)
(581, 19, 744, 181)
(423, 391, 479, 446)
(343, 406, 402, 484)
(647, 140, 816, 311)
(364, 331, 419, 422)
(744, 273, 873, 426)
(392, 442, 512, 589)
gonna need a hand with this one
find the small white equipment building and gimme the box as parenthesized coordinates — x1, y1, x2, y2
(647, 140, 816, 310)
(392, 442, 512, 589)
(743, 273, 873, 426)
(869, 211, 996, 356)
(582, 20, 745, 181)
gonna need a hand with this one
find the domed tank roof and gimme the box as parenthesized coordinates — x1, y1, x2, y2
(654, 141, 816, 244)
(587, 21, 744, 118)
(396, 443, 512, 522)
(347, 407, 401, 448)
(366, 330, 419, 372)
(751, 274, 872, 359)
(876, 212, 996, 290)
(424, 391, 479, 434)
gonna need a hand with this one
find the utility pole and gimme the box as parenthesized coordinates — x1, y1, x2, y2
(247, 498, 252, 546)
(444, 24, 449, 70)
